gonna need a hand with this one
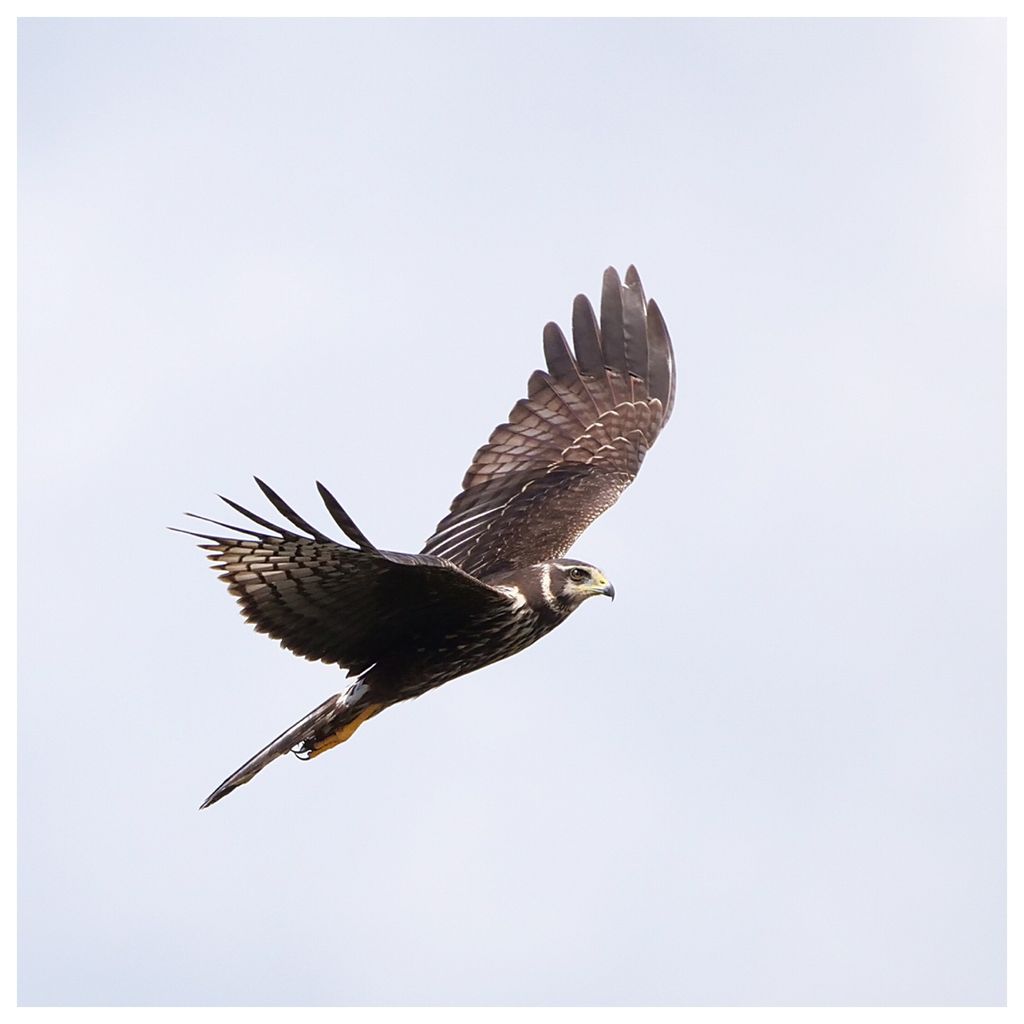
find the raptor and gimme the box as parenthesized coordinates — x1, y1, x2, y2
(181, 266, 676, 807)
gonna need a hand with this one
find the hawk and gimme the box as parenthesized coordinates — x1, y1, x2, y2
(181, 266, 676, 807)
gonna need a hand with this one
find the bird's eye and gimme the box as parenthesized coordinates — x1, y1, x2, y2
(568, 567, 588, 582)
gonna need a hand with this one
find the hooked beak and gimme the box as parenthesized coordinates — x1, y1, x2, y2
(594, 574, 615, 601)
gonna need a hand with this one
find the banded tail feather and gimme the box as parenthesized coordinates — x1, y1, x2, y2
(200, 689, 383, 808)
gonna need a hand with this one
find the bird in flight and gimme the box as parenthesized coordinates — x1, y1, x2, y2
(181, 266, 676, 807)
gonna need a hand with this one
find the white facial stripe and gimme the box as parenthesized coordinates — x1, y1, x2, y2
(541, 564, 555, 608)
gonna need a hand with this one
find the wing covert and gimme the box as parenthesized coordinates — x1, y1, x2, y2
(179, 482, 516, 672)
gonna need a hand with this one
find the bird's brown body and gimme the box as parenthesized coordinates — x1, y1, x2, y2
(181, 266, 675, 806)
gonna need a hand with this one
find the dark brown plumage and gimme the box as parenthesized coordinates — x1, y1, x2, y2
(180, 266, 676, 807)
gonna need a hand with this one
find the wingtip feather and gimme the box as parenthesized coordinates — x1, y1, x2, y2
(571, 293, 606, 381)
(252, 479, 333, 543)
(316, 481, 378, 552)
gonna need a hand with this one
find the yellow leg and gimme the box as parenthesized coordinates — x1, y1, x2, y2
(307, 703, 385, 757)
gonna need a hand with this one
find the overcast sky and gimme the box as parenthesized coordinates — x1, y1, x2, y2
(19, 18, 1004, 1006)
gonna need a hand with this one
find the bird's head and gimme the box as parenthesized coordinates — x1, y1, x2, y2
(547, 559, 615, 608)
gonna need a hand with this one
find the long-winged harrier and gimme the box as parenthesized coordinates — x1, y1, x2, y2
(180, 266, 676, 807)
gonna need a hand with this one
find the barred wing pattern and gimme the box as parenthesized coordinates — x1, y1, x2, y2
(422, 266, 676, 578)
(181, 479, 516, 674)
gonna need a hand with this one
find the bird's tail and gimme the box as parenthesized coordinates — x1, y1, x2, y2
(200, 691, 384, 808)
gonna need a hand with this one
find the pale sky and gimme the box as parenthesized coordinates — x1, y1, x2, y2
(19, 18, 1005, 1005)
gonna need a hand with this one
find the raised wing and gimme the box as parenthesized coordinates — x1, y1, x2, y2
(421, 266, 676, 578)
(178, 478, 515, 674)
